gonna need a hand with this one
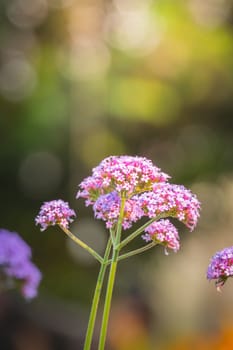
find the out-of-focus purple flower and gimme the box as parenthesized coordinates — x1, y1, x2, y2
(142, 219, 180, 253)
(207, 247, 233, 290)
(135, 183, 200, 231)
(35, 199, 76, 231)
(93, 191, 144, 230)
(77, 156, 170, 205)
(0, 229, 42, 299)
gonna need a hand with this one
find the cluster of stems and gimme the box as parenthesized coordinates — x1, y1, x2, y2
(60, 197, 161, 350)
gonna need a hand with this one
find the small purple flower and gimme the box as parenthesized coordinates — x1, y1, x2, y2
(35, 199, 76, 231)
(93, 192, 121, 229)
(93, 191, 143, 230)
(0, 229, 42, 299)
(207, 246, 233, 290)
(142, 219, 180, 253)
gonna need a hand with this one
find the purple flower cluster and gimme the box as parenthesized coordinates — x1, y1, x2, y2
(93, 191, 143, 230)
(207, 247, 233, 289)
(93, 192, 120, 229)
(0, 229, 41, 299)
(77, 155, 170, 204)
(92, 183, 200, 235)
(35, 200, 76, 231)
(142, 219, 180, 253)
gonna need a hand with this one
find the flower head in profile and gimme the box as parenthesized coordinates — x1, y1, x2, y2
(135, 183, 200, 231)
(207, 246, 233, 291)
(77, 156, 200, 235)
(0, 229, 42, 299)
(35, 199, 76, 231)
(142, 219, 180, 253)
(77, 155, 170, 205)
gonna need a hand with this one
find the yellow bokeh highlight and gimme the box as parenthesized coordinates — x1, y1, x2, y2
(80, 127, 126, 168)
(109, 77, 181, 125)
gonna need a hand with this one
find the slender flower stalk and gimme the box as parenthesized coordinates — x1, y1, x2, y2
(60, 226, 103, 264)
(98, 197, 126, 350)
(109, 228, 116, 247)
(83, 238, 112, 350)
(116, 242, 157, 262)
(117, 215, 164, 250)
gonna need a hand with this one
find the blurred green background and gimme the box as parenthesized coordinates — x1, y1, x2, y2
(1, 0, 233, 349)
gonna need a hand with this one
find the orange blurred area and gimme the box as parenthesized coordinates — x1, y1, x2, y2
(164, 324, 233, 350)
(108, 296, 153, 350)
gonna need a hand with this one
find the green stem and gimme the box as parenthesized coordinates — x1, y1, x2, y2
(60, 225, 103, 264)
(109, 228, 116, 247)
(98, 248, 119, 350)
(117, 242, 157, 262)
(118, 214, 165, 250)
(83, 238, 112, 350)
(115, 196, 126, 245)
(98, 197, 126, 350)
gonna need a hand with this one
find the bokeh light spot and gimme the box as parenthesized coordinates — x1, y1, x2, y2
(48, 0, 75, 9)
(79, 128, 126, 168)
(109, 78, 180, 124)
(7, 0, 48, 29)
(0, 56, 37, 101)
(19, 151, 63, 199)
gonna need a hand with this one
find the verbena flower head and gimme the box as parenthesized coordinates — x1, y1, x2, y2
(142, 219, 180, 253)
(0, 229, 42, 299)
(35, 199, 76, 231)
(77, 156, 200, 235)
(93, 191, 143, 230)
(207, 247, 233, 290)
(135, 183, 200, 231)
(77, 155, 170, 205)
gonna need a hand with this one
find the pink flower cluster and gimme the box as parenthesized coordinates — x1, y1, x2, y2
(36, 156, 200, 254)
(93, 183, 200, 234)
(207, 247, 233, 289)
(135, 183, 200, 231)
(77, 155, 169, 204)
(35, 200, 76, 231)
(142, 219, 180, 253)
(77, 156, 200, 252)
